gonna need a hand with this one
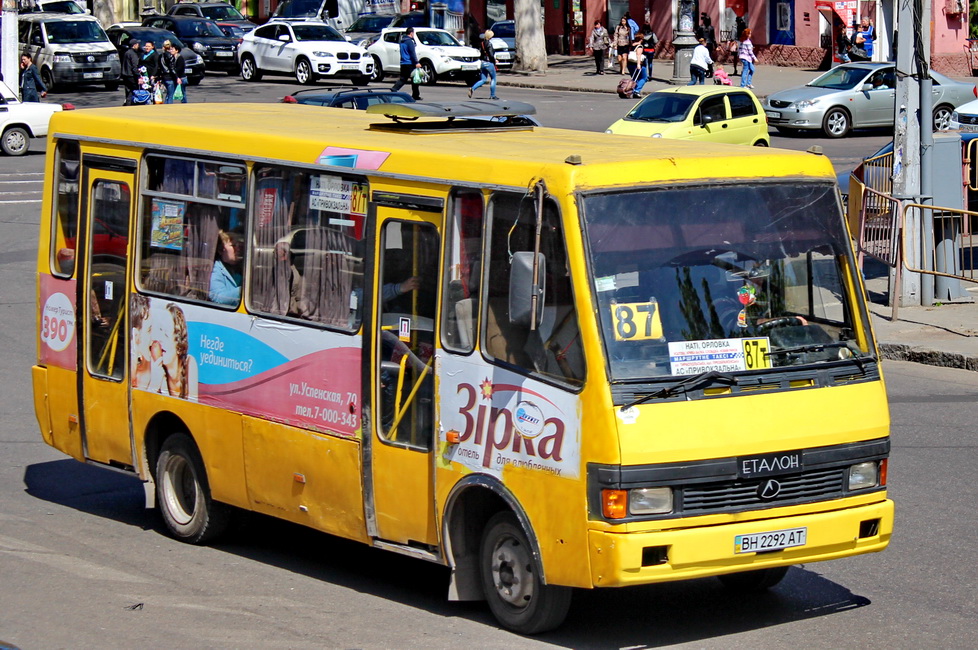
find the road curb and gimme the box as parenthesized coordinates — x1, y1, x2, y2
(879, 342, 978, 372)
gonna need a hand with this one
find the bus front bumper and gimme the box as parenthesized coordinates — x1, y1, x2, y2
(587, 499, 894, 587)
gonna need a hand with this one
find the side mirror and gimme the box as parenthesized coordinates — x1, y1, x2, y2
(509, 251, 546, 327)
(278, 34, 291, 42)
(861, 83, 874, 91)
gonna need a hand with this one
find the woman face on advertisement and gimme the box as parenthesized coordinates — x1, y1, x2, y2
(154, 307, 178, 368)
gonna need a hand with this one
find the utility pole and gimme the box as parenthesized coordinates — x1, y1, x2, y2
(2, 0, 17, 93)
(891, 0, 924, 307)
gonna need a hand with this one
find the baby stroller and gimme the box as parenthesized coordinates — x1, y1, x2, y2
(130, 88, 153, 105)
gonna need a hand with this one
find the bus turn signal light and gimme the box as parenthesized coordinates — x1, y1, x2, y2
(445, 430, 461, 444)
(879, 458, 888, 486)
(602, 489, 628, 519)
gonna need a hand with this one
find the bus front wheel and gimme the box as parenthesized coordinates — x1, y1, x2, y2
(717, 566, 789, 592)
(480, 511, 571, 634)
(156, 433, 231, 544)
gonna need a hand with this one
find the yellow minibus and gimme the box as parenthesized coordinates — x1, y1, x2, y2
(33, 101, 893, 633)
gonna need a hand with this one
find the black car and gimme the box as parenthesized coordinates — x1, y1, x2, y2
(142, 15, 239, 74)
(167, 1, 256, 34)
(106, 26, 206, 85)
(282, 86, 414, 109)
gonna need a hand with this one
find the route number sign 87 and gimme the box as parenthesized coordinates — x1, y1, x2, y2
(611, 301, 663, 341)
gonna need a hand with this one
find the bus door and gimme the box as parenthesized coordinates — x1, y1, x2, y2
(78, 156, 136, 468)
(367, 200, 442, 547)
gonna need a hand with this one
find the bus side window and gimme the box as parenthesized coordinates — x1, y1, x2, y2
(138, 155, 246, 306)
(51, 140, 80, 277)
(440, 189, 483, 353)
(483, 192, 584, 386)
(248, 165, 365, 332)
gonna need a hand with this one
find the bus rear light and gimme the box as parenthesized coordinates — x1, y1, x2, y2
(601, 489, 627, 519)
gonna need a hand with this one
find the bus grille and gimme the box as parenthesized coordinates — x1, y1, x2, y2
(682, 467, 845, 514)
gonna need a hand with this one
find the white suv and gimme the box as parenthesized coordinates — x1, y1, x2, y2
(238, 20, 372, 85)
(365, 28, 480, 85)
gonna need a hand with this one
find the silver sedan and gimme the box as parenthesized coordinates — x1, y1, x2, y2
(762, 62, 977, 138)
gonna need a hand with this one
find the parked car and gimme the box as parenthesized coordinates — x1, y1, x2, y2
(366, 27, 480, 85)
(0, 80, 72, 156)
(106, 26, 206, 86)
(343, 13, 397, 46)
(606, 86, 770, 146)
(142, 15, 240, 74)
(763, 62, 978, 138)
(23, 0, 87, 14)
(282, 86, 414, 108)
(269, 0, 350, 30)
(216, 22, 248, 44)
(167, 1, 255, 33)
(388, 11, 428, 29)
(488, 19, 514, 69)
(239, 21, 372, 85)
(18, 13, 121, 91)
(950, 98, 978, 132)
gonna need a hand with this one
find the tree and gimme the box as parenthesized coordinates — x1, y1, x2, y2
(514, 0, 547, 72)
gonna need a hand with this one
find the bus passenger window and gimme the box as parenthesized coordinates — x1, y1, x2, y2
(248, 165, 365, 332)
(441, 189, 483, 353)
(137, 155, 246, 307)
(51, 140, 80, 277)
(483, 192, 584, 386)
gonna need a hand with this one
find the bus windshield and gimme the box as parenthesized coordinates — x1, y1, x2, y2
(581, 181, 871, 380)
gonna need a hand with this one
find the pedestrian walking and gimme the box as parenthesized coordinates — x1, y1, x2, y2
(614, 16, 631, 74)
(738, 28, 757, 88)
(687, 37, 712, 85)
(122, 39, 141, 105)
(468, 29, 498, 99)
(588, 20, 610, 75)
(19, 54, 47, 102)
(641, 25, 657, 79)
(169, 42, 188, 103)
(390, 27, 422, 101)
(623, 35, 648, 99)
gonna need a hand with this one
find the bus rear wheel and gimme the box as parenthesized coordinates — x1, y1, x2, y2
(480, 511, 571, 635)
(156, 433, 231, 544)
(717, 566, 789, 592)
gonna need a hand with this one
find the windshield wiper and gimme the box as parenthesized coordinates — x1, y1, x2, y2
(621, 370, 738, 411)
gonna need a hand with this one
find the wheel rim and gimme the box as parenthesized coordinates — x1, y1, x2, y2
(826, 110, 847, 136)
(5, 131, 27, 154)
(489, 532, 534, 609)
(242, 58, 254, 79)
(935, 108, 951, 130)
(422, 62, 435, 84)
(161, 453, 198, 526)
(296, 60, 310, 83)
(371, 55, 383, 82)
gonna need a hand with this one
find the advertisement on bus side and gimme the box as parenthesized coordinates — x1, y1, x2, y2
(131, 297, 361, 438)
(437, 353, 581, 479)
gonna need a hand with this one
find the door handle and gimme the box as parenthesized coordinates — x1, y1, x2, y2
(722, 124, 728, 128)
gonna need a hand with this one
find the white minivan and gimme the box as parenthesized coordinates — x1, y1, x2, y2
(18, 13, 122, 92)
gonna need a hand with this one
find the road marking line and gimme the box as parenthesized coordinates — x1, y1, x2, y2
(0, 199, 42, 204)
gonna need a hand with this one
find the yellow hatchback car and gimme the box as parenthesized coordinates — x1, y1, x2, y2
(606, 86, 770, 146)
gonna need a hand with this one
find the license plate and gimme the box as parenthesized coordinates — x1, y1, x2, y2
(959, 123, 978, 132)
(341, 63, 358, 69)
(765, 110, 780, 119)
(735, 527, 807, 554)
(83, 72, 102, 79)
(215, 51, 233, 57)
(461, 63, 479, 70)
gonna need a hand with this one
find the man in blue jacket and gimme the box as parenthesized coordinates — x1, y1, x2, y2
(391, 27, 422, 100)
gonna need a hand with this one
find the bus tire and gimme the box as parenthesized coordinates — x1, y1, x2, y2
(717, 566, 789, 592)
(156, 432, 231, 544)
(479, 511, 571, 635)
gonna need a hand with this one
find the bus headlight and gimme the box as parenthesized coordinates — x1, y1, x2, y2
(848, 461, 879, 490)
(629, 487, 673, 515)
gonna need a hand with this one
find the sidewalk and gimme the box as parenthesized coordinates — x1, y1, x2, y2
(496, 54, 978, 373)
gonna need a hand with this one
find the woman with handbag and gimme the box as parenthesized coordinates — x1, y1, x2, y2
(613, 16, 631, 75)
(468, 30, 499, 99)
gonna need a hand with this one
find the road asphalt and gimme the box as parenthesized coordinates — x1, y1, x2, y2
(494, 55, 978, 372)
